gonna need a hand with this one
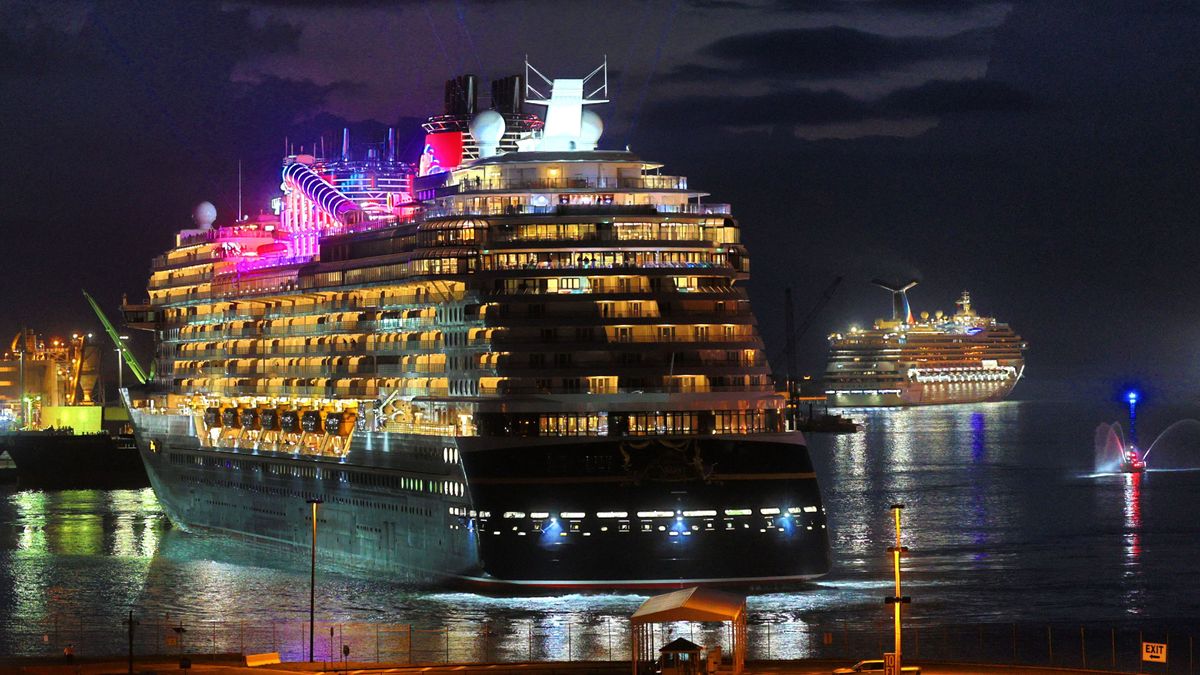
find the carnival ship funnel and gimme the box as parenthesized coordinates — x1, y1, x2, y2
(871, 279, 919, 324)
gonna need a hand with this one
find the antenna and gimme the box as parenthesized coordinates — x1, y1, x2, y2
(582, 55, 608, 100)
(237, 159, 243, 222)
(524, 55, 552, 102)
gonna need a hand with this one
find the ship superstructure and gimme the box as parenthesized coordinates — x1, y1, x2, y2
(123, 63, 830, 588)
(824, 281, 1026, 407)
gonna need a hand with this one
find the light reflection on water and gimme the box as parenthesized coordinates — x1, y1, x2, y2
(2, 401, 1200, 659)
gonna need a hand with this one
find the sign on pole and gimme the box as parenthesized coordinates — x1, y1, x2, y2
(1142, 642, 1167, 663)
(884, 652, 898, 675)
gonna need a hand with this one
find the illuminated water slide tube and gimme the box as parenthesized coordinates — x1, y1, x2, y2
(281, 162, 365, 227)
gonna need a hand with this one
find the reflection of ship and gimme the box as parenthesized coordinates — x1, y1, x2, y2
(0, 329, 148, 488)
(825, 282, 1026, 407)
(122, 62, 830, 589)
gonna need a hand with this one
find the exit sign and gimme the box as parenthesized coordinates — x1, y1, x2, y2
(1143, 642, 1167, 663)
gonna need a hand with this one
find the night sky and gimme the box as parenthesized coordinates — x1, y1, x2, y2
(2, 1, 1197, 400)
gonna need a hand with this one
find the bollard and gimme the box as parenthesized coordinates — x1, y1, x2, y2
(1049, 626, 1054, 665)
(1013, 623, 1018, 663)
(1113, 628, 1117, 669)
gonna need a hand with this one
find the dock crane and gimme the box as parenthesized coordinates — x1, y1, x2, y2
(784, 276, 843, 429)
(83, 291, 153, 386)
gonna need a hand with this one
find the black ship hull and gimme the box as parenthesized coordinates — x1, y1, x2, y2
(133, 416, 830, 589)
(2, 432, 148, 489)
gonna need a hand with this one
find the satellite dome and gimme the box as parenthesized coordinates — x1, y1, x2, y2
(470, 110, 506, 147)
(579, 109, 604, 147)
(193, 201, 217, 229)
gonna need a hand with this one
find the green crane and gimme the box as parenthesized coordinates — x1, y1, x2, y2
(83, 290, 153, 385)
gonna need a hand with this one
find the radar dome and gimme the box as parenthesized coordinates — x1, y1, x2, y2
(470, 110, 506, 158)
(192, 201, 217, 229)
(579, 109, 604, 147)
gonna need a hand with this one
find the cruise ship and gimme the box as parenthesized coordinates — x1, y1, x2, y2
(122, 63, 830, 588)
(824, 281, 1026, 407)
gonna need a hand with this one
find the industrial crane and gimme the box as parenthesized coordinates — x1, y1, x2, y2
(83, 291, 153, 386)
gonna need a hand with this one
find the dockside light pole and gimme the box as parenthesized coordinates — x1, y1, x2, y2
(885, 504, 911, 674)
(307, 497, 323, 662)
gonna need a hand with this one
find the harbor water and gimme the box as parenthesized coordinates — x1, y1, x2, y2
(2, 399, 1199, 662)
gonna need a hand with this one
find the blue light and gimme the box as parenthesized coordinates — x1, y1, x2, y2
(1127, 390, 1139, 404)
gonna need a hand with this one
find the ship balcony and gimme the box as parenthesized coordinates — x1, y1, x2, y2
(173, 340, 449, 360)
(445, 175, 692, 193)
(490, 284, 742, 299)
(423, 202, 731, 219)
(489, 363, 772, 378)
(480, 259, 736, 274)
(480, 381, 776, 396)
(185, 364, 449, 378)
(148, 271, 214, 290)
(190, 295, 468, 323)
(211, 383, 389, 398)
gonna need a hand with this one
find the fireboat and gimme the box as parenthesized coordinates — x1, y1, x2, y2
(1120, 447, 1146, 473)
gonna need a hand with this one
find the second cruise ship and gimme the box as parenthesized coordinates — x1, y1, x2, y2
(824, 281, 1026, 407)
(122, 64, 830, 588)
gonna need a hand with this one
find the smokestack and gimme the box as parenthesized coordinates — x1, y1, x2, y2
(492, 75, 524, 114)
(341, 127, 350, 162)
(387, 128, 396, 163)
(444, 75, 480, 115)
(871, 279, 919, 324)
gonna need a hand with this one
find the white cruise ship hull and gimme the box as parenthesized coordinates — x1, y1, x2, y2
(827, 376, 1019, 407)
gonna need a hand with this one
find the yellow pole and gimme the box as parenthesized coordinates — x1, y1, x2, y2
(891, 504, 904, 673)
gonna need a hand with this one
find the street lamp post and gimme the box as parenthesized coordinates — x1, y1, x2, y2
(885, 504, 910, 674)
(307, 498, 323, 662)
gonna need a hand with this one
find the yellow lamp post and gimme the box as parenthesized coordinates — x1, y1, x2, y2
(307, 497, 323, 662)
(885, 504, 910, 675)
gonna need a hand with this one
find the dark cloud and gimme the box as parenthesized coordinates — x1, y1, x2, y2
(645, 77, 1032, 129)
(0, 2, 361, 341)
(666, 26, 991, 81)
(880, 78, 1034, 115)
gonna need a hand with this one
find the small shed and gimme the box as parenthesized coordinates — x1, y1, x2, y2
(659, 637, 704, 675)
(630, 587, 747, 675)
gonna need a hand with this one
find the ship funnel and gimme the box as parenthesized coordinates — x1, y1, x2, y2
(871, 278, 919, 324)
(341, 127, 350, 162)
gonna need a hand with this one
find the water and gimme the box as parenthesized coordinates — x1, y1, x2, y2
(3, 400, 1200, 661)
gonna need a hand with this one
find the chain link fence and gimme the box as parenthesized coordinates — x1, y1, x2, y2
(8, 614, 1196, 672)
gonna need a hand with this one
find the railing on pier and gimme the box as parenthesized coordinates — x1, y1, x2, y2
(11, 614, 1198, 673)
